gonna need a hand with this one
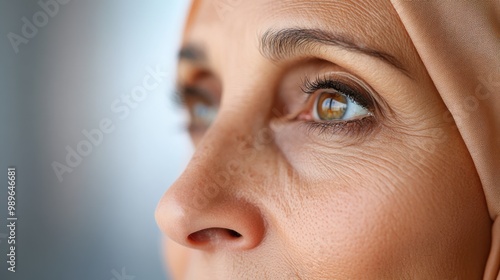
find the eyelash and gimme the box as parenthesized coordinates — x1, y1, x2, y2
(173, 86, 205, 106)
(301, 75, 373, 109)
(298, 75, 376, 136)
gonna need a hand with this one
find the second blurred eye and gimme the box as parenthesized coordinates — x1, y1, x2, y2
(191, 102, 218, 129)
(175, 70, 221, 135)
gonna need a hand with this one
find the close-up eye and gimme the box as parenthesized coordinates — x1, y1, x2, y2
(293, 73, 377, 135)
(301, 74, 375, 121)
(312, 90, 371, 122)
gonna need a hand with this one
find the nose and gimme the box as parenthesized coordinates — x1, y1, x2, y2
(155, 131, 267, 251)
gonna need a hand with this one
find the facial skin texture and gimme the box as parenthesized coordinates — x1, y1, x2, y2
(155, 1, 493, 279)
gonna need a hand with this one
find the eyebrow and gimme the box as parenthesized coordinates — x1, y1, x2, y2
(260, 28, 410, 77)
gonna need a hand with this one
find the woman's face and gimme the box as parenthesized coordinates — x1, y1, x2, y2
(156, 0, 492, 279)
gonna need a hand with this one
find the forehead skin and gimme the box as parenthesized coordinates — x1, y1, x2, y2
(183, 0, 421, 80)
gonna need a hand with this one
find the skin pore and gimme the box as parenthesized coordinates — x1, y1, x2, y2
(155, 0, 492, 279)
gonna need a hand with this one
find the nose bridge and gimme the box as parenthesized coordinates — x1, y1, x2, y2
(185, 114, 276, 208)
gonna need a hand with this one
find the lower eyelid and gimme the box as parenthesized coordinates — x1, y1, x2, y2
(304, 116, 377, 139)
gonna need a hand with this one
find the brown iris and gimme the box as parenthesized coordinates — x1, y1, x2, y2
(316, 91, 348, 120)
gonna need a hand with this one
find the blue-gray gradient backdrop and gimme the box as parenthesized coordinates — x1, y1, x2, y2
(0, 1, 191, 279)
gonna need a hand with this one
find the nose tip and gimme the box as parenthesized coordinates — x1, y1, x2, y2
(155, 186, 265, 251)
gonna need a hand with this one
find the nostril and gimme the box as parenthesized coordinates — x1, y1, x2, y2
(227, 229, 242, 238)
(188, 228, 242, 244)
(157, 188, 265, 251)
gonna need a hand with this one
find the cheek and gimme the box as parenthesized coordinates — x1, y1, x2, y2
(271, 125, 487, 277)
(273, 171, 466, 278)
(268, 172, 399, 273)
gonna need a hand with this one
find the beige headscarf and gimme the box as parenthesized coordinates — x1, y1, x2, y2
(390, 1, 500, 279)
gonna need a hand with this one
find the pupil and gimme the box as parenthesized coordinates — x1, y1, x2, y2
(317, 92, 347, 120)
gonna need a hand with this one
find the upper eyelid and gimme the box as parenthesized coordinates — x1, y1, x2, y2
(183, 84, 215, 98)
(176, 69, 222, 102)
(174, 85, 214, 107)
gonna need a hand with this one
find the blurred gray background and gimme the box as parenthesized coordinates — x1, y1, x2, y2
(0, 0, 192, 279)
